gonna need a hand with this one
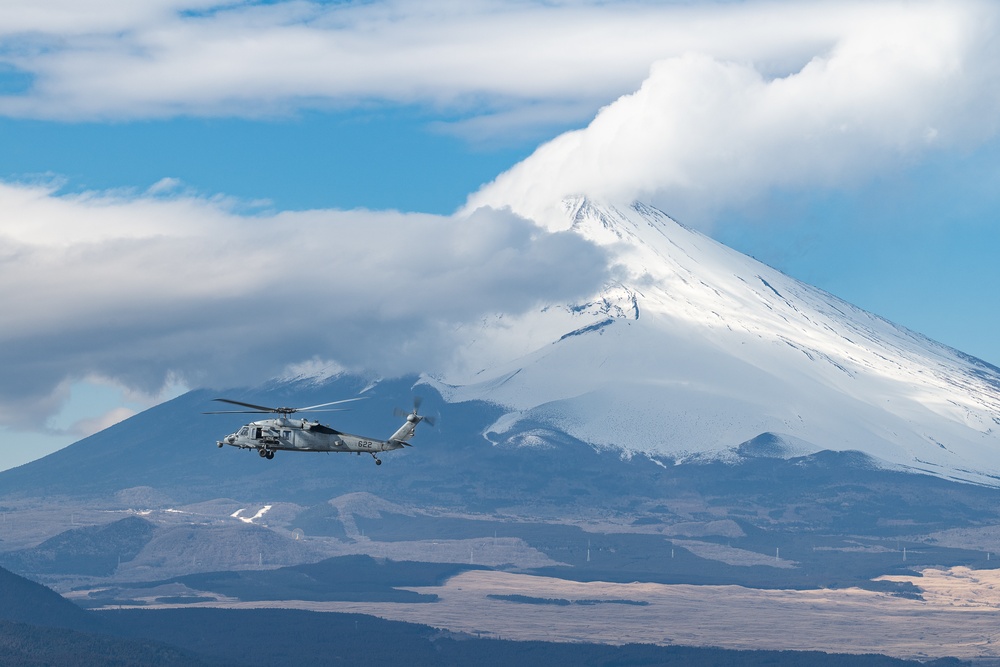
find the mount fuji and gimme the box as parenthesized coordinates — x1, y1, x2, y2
(3, 197, 998, 506)
(425, 197, 1000, 486)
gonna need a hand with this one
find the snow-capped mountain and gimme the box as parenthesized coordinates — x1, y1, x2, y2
(431, 197, 1000, 485)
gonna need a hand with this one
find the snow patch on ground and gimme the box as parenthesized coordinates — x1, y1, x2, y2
(231, 505, 272, 524)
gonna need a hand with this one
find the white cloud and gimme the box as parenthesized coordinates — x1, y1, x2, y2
(0, 180, 609, 430)
(0, 0, 912, 135)
(467, 0, 1000, 228)
(0, 0, 217, 34)
(2, 2, 993, 149)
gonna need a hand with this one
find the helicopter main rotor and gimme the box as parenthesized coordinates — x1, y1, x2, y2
(204, 397, 366, 417)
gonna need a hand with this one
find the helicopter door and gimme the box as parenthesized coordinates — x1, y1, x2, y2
(253, 427, 263, 440)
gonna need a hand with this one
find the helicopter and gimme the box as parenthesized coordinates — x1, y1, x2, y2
(205, 397, 434, 465)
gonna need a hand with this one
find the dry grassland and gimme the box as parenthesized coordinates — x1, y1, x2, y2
(134, 566, 1000, 660)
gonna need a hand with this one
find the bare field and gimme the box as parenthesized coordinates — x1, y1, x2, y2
(129, 567, 1000, 661)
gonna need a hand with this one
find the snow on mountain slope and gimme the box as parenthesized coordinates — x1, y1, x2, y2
(431, 197, 1000, 485)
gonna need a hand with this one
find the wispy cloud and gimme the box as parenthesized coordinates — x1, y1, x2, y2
(0, 1, 909, 137)
(0, 180, 609, 428)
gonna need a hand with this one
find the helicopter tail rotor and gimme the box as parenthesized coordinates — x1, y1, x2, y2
(394, 397, 435, 427)
(389, 397, 435, 443)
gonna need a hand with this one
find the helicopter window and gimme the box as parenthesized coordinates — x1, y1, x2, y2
(238, 427, 249, 436)
(281, 431, 291, 439)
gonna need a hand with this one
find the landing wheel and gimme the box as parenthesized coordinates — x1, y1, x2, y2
(375, 458, 382, 466)
(266, 451, 275, 460)
(258, 449, 268, 458)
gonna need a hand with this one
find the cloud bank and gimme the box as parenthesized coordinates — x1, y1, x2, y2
(467, 1, 1000, 226)
(0, 0, 932, 139)
(0, 181, 609, 430)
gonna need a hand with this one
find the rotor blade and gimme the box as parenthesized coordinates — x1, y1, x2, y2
(202, 409, 270, 415)
(413, 396, 423, 412)
(212, 398, 279, 412)
(423, 415, 436, 427)
(299, 408, 352, 414)
(296, 397, 368, 411)
(393, 407, 408, 419)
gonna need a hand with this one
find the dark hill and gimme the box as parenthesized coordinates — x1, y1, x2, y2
(0, 563, 95, 631)
(0, 516, 157, 577)
(0, 620, 214, 667)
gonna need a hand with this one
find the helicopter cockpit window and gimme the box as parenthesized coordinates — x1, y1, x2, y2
(238, 427, 249, 436)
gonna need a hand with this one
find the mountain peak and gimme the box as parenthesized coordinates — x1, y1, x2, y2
(438, 199, 1000, 485)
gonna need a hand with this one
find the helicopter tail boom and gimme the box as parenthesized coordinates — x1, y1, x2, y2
(389, 418, 419, 443)
(389, 398, 433, 443)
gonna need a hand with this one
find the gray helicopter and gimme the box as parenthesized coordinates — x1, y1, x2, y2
(206, 397, 433, 465)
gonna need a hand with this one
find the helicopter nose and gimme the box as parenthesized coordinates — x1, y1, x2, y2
(225, 434, 236, 444)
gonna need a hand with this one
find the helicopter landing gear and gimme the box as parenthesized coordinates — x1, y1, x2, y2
(266, 451, 275, 460)
(259, 448, 274, 459)
(258, 449, 267, 458)
(371, 453, 382, 466)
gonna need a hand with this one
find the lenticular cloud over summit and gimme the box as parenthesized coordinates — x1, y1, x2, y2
(468, 1, 1000, 228)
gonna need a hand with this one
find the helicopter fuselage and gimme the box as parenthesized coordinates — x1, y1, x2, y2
(209, 396, 428, 465)
(217, 415, 417, 464)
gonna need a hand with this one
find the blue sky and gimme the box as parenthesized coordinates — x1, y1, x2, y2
(0, 112, 539, 214)
(716, 139, 1000, 364)
(1, 0, 999, 470)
